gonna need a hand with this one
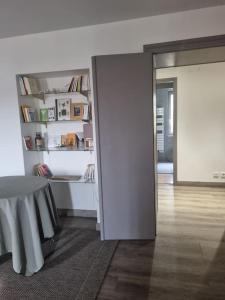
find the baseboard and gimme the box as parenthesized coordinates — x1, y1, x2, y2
(96, 223, 100, 231)
(57, 209, 97, 218)
(176, 181, 225, 188)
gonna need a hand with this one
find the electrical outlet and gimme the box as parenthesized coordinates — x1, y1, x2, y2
(213, 172, 219, 179)
(221, 172, 225, 179)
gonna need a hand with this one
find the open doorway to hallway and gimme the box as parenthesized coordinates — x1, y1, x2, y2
(156, 78, 176, 185)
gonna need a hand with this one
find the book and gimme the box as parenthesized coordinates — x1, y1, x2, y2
(28, 108, 37, 122)
(81, 74, 90, 91)
(40, 108, 48, 122)
(48, 107, 56, 121)
(19, 77, 27, 95)
(28, 78, 40, 94)
(83, 104, 89, 120)
(50, 175, 82, 181)
(22, 76, 40, 95)
(83, 123, 93, 139)
(33, 164, 53, 177)
(23, 77, 32, 94)
(68, 77, 75, 92)
(56, 98, 71, 121)
(21, 105, 31, 122)
(67, 75, 87, 92)
(23, 136, 33, 150)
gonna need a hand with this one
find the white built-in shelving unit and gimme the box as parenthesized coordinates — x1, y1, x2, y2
(16, 69, 97, 215)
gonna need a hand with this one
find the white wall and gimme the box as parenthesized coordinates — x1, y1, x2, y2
(1, 5, 225, 211)
(157, 62, 225, 183)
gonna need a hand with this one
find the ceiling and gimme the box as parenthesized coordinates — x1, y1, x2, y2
(0, 0, 225, 39)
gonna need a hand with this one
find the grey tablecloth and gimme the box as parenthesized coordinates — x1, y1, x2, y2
(0, 176, 59, 276)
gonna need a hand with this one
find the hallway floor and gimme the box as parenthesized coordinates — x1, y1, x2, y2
(157, 162, 173, 174)
(98, 184, 225, 299)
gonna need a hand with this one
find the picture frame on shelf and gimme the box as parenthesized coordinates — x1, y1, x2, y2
(48, 107, 56, 122)
(56, 98, 71, 121)
(70, 103, 84, 121)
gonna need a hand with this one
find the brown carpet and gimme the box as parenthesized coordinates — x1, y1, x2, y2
(0, 220, 118, 300)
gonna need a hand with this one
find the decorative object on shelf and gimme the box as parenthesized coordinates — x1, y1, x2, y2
(61, 135, 67, 147)
(84, 164, 95, 181)
(56, 98, 71, 121)
(48, 135, 62, 148)
(40, 108, 48, 122)
(70, 103, 84, 121)
(23, 136, 33, 150)
(35, 132, 44, 149)
(84, 139, 94, 150)
(76, 131, 84, 141)
(48, 107, 56, 121)
(47, 132, 77, 148)
(66, 133, 77, 147)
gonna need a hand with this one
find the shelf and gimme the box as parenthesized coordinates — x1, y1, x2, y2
(23, 119, 90, 124)
(26, 145, 93, 152)
(48, 177, 95, 184)
(20, 90, 91, 100)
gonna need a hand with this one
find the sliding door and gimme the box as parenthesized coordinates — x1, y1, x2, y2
(92, 53, 156, 240)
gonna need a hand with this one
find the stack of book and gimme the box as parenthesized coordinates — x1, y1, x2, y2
(68, 74, 90, 92)
(33, 163, 82, 182)
(19, 76, 40, 95)
(21, 105, 37, 122)
(34, 164, 53, 177)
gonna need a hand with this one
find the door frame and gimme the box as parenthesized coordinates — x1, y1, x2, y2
(156, 77, 177, 184)
(93, 35, 225, 239)
(144, 34, 225, 186)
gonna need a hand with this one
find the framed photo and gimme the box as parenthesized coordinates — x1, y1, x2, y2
(70, 103, 84, 121)
(56, 98, 71, 121)
(48, 107, 56, 122)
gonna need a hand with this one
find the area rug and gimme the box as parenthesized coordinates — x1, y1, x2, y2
(0, 224, 118, 300)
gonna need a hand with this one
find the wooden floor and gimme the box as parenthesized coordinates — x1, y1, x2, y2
(98, 180, 225, 299)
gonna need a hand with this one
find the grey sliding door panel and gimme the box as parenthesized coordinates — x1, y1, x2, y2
(92, 53, 156, 240)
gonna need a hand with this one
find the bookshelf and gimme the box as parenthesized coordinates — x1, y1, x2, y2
(17, 69, 97, 214)
(20, 91, 91, 102)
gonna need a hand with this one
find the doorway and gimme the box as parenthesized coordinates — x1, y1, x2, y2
(156, 78, 176, 184)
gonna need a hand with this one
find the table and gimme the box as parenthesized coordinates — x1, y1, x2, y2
(0, 176, 59, 276)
